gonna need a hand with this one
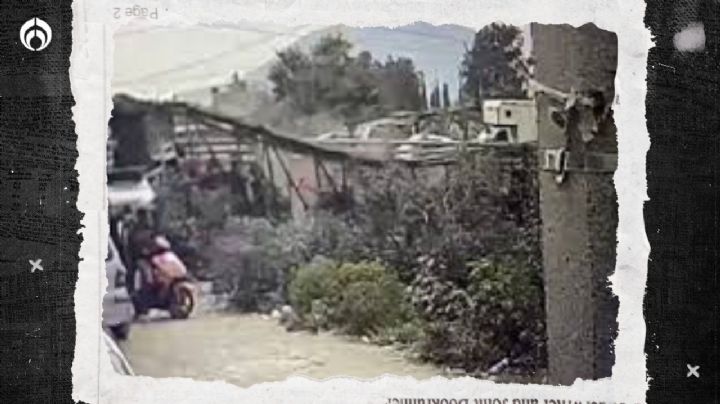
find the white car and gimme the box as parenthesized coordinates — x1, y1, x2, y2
(107, 177, 156, 210)
(103, 330, 135, 375)
(355, 118, 412, 140)
(395, 133, 455, 161)
(315, 130, 351, 141)
(103, 239, 135, 340)
(478, 126, 512, 143)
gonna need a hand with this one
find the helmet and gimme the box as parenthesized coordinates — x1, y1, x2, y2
(154, 235, 171, 250)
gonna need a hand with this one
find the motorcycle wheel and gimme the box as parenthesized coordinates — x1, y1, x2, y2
(169, 284, 194, 319)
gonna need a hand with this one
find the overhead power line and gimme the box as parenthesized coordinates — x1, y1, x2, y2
(115, 24, 481, 90)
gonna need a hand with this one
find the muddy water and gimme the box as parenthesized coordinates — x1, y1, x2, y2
(121, 313, 441, 387)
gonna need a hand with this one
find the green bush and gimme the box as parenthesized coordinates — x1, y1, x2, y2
(287, 256, 339, 315)
(346, 149, 546, 373)
(289, 260, 413, 336)
(210, 217, 315, 311)
(334, 263, 412, 335)
(375, 317, 427, 347)
(304, 211, 370, 263)
(213, 214, 369, 312)
(411, 259, 546, 371)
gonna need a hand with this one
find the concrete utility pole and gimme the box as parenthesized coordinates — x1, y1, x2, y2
(530, 23, 619, 384)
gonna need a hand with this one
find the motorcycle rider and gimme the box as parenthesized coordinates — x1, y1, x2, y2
(128, 208, 157, 296)
(124, 208, 196, 319)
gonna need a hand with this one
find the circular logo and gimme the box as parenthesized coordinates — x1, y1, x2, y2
(20, 17, 52, 51)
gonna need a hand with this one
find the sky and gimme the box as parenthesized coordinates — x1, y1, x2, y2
(112, 22, 320, 99)
(113, 22, 530, 104)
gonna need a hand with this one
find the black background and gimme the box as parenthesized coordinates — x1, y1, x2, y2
(0, 1, 81, 403)
(0, 1, 718, 403)
(644, 0, 719, 403)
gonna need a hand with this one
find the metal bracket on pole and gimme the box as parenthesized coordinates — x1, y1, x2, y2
(540, 148, 618, 185)
(541, 148, 568, 184)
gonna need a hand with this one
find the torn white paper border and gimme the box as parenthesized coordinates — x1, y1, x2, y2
(71, 0, 651, 403)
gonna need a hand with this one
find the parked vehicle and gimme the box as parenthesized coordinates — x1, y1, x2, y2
(103, 239, 135, 340)
(103, 330, 135, 376)
(394, 133, 455, 161)
(355, 117, 414, 140)
(107, 166, 157, 216)
(132, 235, 197, 320)
(477, 126, 511, 143)
(315, 130, 351, 141)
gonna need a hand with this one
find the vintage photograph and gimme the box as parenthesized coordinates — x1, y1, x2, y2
(104, 20, 618, 387)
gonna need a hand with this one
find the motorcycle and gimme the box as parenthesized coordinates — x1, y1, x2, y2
(132, 235, 197, 320)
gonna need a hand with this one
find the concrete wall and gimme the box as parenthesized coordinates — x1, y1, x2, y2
(531, 23, 619, 384)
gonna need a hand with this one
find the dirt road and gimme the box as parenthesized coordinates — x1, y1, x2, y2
(120, 313, 441, 387)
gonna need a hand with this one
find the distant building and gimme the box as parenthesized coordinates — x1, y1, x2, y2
(482, 99, 537, 143)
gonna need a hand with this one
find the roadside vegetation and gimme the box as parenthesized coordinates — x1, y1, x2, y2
(166, 150, 547, 376)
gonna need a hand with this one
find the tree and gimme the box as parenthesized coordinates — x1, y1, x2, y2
(442, 82, 451, 108)
(417, 71, 428, 110)
(268, 34, 423, 130)
(268, 35, 359, 116)
(460, 23, 528, 103)
(268, 48, 315, 115)
(376, 56, 424, 112)
(429, 82, 441, 109)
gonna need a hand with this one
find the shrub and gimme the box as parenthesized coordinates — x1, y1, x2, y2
(287, 256, 339, 315)
(344, 148, 546, 373)
(351, 149, 541, 284)
(289, 260, 414, 336)
(304, 212, 370, 263)
(412, 259, 546, 371)
(333, 262, 413, 335)
(211, 217, 315, 311)
(375, 317, 426, 347)
(466, 260, 546, 367)
(213, 214, 367, 313)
